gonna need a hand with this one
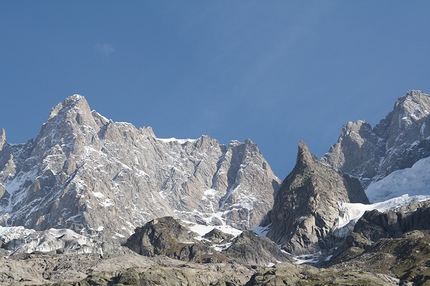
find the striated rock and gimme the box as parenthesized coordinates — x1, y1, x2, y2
(324, 90, 430, 187)
(264, 141, 368, 255)
(0, 94, 281, 242)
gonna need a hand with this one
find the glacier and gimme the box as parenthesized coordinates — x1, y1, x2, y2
(334, 155, 430, 237)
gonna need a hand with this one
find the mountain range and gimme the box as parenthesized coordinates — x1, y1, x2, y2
(1, 90, 430, 285)
(0, 95, 280, 242)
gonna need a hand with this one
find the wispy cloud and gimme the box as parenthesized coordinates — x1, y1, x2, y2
(95, 43, 115, 57)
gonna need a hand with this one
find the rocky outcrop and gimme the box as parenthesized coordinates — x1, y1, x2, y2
(124, 217, 292, 266)
(224, 230, 292, 266)
(0, 252, 255, 286)
(323, 90, 430, 187)
(329, 230, 430, 286)
(124, 216, 228, 263)
(264, 141, 368, 255)
(245, 264, 398, 286)
(203, 228, 234, 243)
(0, 95, 281, 241)
(333, 200, 430, 258)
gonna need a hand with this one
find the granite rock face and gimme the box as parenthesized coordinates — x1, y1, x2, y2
(264, 141, 368, 255)
(323, 90, 430, 187)
(0, 95, 281, 242)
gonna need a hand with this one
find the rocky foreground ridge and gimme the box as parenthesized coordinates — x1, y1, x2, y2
(0, 218, 400, 285)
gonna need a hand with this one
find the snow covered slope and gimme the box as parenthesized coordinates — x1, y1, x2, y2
(0, 226, 103, 256)
(333, 155, 430, 237)
(365, 156, 430, 203)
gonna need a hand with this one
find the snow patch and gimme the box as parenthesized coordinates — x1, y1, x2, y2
(189, 223, 242, 238)
(294, 251, 322, 264)
(157, 138, 196, 144)
(335, 195, 430, 237)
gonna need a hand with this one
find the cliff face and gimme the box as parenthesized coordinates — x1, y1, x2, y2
(264, 141, 368, 255)
(0, 95, 281, 241)
(323, 90, 430, 187)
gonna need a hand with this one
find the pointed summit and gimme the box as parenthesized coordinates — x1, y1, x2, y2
(264, 141, 368, 255)
(0, 95, 280, 241)
(64, 94, 87, 105)
(295, 140, 315, 170)
(48, 94, 91, 120)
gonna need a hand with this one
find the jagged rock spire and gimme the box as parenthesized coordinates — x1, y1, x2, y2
(295, 140, 315, 170)
(264, 141, 368, 255)
(0, 128, 6, 152)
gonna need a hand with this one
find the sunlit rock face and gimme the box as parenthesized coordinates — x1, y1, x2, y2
(0, 94, 281, 242)
(323, 90, 430, 187)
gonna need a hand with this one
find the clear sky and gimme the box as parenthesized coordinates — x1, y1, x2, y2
(1, 1, 430, 179)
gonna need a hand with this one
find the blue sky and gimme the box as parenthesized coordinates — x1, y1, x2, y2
(1, 1, 430, 178)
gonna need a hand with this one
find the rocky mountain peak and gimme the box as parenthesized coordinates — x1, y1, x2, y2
(295, 140, 315, 170)
(264, 141, 368, 255)
(0, 95, 280, 241)
(48, 94, 91, 121)
(323, 90, 430, 186)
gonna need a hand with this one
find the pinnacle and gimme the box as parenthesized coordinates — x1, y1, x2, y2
(0, 127, 6, 151)
(295, 140, 314, 169)
(406, 90, 424, 97)
(64, 94, 88, 107)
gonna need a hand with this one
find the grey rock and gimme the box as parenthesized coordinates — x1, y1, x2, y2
(245, 264, 398, 286)
(124, 216, 229, 263)
(124, 217, 292, 266)
(339, 199, 430, 254)
(0, 95, 281, 242)
(203, 228, 234, 243)
(323, 90, 430, 187)
(264, 141, 368, 255)
(224, 230, 292, 266)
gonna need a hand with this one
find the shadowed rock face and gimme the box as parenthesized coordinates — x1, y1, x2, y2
(224, 230, 292, 266)
(334, 200, 430, 257)
(124, 217, 292, 266)
(0, 95, 281, 242)
(323, 90, 430, 187)
(264, 141, 368, 255)
(123, 216, 225, 263)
